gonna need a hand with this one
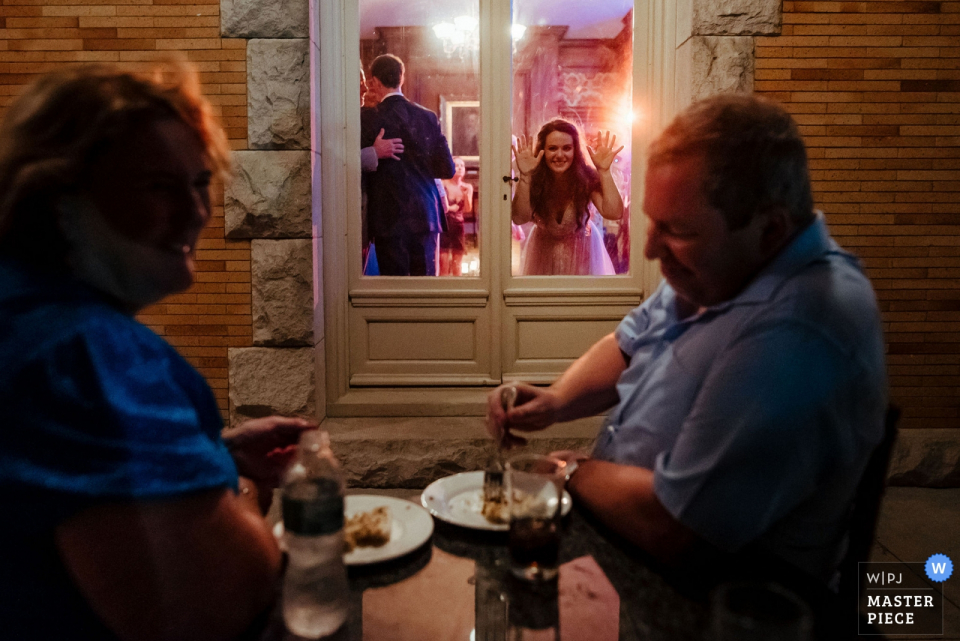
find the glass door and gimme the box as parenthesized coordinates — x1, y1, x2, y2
(357, 0, 483, 279)
(509, 0, 635, 277)
(320, 0, 666, 414)
(500, 0, 643, 384)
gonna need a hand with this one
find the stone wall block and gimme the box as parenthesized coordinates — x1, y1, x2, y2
(888, 429, 960, 487)
(676, 36, 754, 107)
(221, 0, 308, 38)
(252, 239, 314, 346)
(335, 437, 593, 489)
(692, 0, 781, 36)
(248, 38, 310, 149)
(225, 150, 311, 238)
(229, 347, 315, 424)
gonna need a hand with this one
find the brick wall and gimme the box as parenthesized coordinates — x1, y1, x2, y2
(0, 0, 250, 418)
(756, 1, 960, 430)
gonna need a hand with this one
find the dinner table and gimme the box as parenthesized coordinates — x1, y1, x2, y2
(255, 488, 867, 641)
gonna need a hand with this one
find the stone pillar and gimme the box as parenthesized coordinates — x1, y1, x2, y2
(676, 36, 755, 106)
(224, 150, 312, 238)
(221, 0, 315, 425)
(229, 347, 316, 421)
(674, 0, 780, 108)
(221, 0, 308, 39)
(888, 430, 960, 487)
(686, 0, 781, 37)
(251, 239, 314, 347)
(247, 39, 310, 150)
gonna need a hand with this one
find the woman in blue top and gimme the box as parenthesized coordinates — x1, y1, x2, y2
(0, 63, 313, 640)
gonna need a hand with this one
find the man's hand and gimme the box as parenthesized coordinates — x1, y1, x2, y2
(486, 382, 561, 449)
(373, 128, 404, 160)
(223, 416, 317, 490)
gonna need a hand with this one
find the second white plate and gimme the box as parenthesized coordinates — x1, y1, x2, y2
(420, 471, 572, 532)
(274, 494, 434, 565)
(344, 494, 434, 565)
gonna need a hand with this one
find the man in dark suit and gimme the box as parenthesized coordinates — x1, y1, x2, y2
(361, 54, 456, 276)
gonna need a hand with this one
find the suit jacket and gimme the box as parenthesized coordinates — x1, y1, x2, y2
(361, 95, 456, 238)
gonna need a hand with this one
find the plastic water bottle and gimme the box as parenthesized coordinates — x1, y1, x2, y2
(281, 430, 349, 638)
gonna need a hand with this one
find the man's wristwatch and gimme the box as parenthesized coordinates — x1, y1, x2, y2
(561, 455, 589, 484)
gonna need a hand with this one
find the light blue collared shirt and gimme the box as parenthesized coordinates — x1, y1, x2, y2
(593, 215, 887, 578)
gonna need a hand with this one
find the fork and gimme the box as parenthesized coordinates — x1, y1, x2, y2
(483, 385, 517, 504)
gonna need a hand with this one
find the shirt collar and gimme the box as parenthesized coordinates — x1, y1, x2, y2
(711, 211, 840, 310)
(381, 90, 404, 100)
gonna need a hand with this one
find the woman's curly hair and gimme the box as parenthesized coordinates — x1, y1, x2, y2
(0, 61, 230, 269)
(529, 118, 600, 231)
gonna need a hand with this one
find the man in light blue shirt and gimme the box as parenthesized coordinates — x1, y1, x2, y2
(488, 94, 887, 583)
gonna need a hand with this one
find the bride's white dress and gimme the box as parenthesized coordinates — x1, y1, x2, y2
(520, 205, 615, 276)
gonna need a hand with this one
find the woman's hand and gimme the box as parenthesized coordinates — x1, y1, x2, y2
(223, 416, 317, 491)
(587, 130, 624, 173)
(512, 135, 543, 177)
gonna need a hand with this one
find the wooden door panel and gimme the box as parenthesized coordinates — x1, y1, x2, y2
(348, 303, 498, 386)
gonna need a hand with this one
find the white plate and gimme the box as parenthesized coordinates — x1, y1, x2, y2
(273, 495, 434, 566)
(420, 471, 572, 532)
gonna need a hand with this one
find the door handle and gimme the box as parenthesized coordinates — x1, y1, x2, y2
(502, 175, 519, 183)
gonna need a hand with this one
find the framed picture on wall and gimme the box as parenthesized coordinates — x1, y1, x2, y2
(440, 98, 480, 163)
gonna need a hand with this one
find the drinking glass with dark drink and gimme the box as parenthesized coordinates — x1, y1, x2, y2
(505, 454, 564, 581)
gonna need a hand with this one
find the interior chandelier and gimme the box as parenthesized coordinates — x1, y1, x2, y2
(433, 17, 527, 57)
(432, 16, 479, 57)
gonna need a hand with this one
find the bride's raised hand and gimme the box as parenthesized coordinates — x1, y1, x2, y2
(587, 130, 624, 172)
(512, 134, 543, 177)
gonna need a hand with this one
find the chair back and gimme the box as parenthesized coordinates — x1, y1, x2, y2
(837, 404, 900, 605)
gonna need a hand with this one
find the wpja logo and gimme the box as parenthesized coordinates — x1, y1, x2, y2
(859, 555, 952, 635)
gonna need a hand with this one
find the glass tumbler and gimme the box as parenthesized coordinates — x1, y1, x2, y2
(505, 454, 564, 581)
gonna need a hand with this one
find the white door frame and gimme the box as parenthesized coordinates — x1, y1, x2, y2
(315, 0, 678, 416)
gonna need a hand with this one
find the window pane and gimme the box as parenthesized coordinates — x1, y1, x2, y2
(510, 2, 633, 276)
(359, 0, 481, 277)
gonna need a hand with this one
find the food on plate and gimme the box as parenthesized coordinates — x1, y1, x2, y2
(481, 493, 508, 524)
(344, 506, 391, 552)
